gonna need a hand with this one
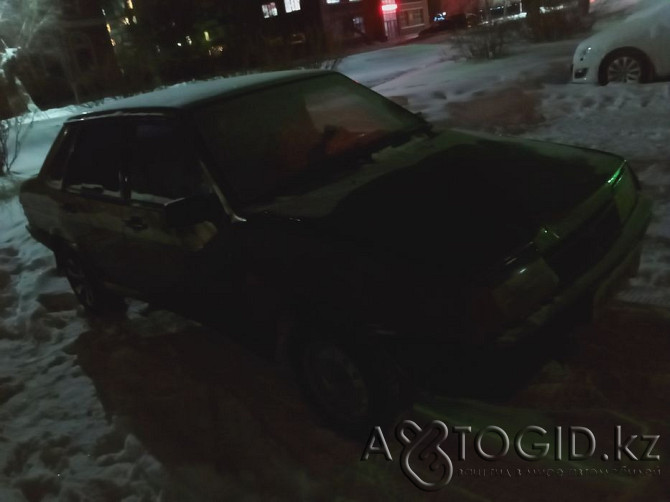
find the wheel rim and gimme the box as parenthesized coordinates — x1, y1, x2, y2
(65, 256, 96, 307)
(305, 344, 370, 423)
(607, 56, 642, 83)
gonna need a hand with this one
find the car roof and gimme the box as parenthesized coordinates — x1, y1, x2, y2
(67, 69, 334, 121)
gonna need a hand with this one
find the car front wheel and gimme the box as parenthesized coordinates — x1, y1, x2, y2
(297, 335, 405, 436)
(601, 51, 649, 84)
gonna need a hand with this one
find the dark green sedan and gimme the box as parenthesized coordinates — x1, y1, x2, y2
(19, 70, 651, 432)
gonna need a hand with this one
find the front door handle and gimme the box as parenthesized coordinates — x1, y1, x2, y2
(124, 216, 148, 231)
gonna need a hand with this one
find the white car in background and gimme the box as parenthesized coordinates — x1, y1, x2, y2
(572, 0, 670, 84)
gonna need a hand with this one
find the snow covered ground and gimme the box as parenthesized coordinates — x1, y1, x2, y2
(1, 0, 669, 499)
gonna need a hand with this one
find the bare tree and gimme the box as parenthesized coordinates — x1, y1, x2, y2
(0, 0, 59, 108)
(0, 0, 49, 174)
(0, 113, 33, 175)
(0, 0, 58, 52)
(0, 118, 8, 174)
(0, 0, 86, 106)
(455, 0, 508, 60)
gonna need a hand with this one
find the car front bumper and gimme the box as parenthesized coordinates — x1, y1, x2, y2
(494, 192, 651, 347)
(379, 192, 651, 388)
(571, 63, 599, 84)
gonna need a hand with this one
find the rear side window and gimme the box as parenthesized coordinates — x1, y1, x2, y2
(63, 119, 129, 197)
(40, 125, 76, 186)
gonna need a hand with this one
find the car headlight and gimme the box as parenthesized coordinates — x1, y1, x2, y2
(610, 164, 637, 221)
(577, 46, 592, 61)
(471, 258, 559, 334)
(490, 259, 559, 321)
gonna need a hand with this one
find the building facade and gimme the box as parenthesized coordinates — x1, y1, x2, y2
(396, 0, 431, 37)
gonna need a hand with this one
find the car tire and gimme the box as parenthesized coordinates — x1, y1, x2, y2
(600, 50, 650, 85)
(295, 333, 405, 437)
(58, 248, 125, 315)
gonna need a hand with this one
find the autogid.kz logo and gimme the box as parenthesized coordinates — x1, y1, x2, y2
(361, 420, 662, 492)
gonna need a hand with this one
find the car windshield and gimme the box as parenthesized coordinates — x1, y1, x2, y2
(195, 73, 427, 203)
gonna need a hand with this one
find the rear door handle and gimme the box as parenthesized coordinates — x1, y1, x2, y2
(124, 216, 148, 231)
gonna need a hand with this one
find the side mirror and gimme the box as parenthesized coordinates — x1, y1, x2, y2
(164, 193, 221, 227)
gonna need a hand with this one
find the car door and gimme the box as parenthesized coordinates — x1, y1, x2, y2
(28, 124, 91, 248)
(120, 116, 225, 296)
(60, 118, 132, 284)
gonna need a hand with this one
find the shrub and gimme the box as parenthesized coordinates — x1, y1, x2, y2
(0, 113, 32, 175)
(453, 0, 527, 61)
(455, 23, 507, 60)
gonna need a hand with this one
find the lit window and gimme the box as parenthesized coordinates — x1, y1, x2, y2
(326, 0, 340, 4)
(284, 0, 301, 12)
(262, 2, 279, 17)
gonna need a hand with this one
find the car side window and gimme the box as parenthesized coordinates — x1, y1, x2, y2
(40, 125, 77, 188)
(62, 119, 129, 198)
(128, 119, 208, 204)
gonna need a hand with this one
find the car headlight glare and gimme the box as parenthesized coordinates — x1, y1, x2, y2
(491, 258, 559, 321)
(470, 258, 559, 335)
(612, 165, 637, 221)
(578, 46, 592, 60)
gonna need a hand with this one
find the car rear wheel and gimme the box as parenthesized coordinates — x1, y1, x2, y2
(601, 51, 649, 84)
(59, 249, 124, 314)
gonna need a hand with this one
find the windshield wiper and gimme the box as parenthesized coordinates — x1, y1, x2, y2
(272, 122, 433, 197)
(362, 121, 434, 156)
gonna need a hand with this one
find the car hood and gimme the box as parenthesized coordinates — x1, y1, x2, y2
(245, 129, 624, 271)
(575, 2, 669, 54)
